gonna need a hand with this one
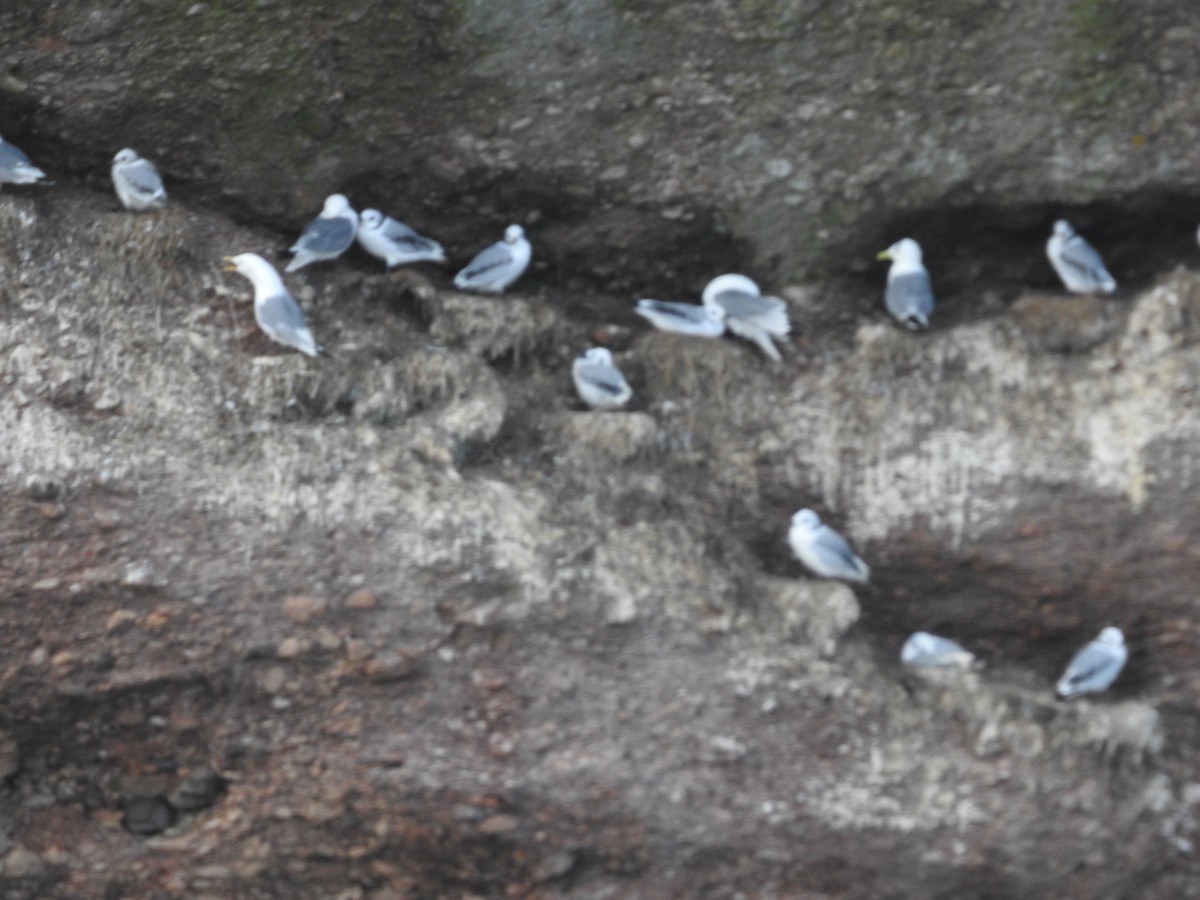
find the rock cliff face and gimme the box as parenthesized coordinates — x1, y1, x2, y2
(2, 2, 1200, 898)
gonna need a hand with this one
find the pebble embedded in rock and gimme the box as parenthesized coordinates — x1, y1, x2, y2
(343, 588, 377, 610)
(283, 594, 327, 623)
(121, 796, 176, 836)
(168, 768, 228, 813)
(3, 846, 44, 878)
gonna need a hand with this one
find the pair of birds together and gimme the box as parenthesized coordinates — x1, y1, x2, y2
(790, 507, 1127, 698)
(879, 221, 1118, 331)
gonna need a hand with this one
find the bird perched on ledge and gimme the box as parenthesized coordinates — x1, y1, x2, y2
(224, 253, 325, 357)
(878, 238, 934, 330)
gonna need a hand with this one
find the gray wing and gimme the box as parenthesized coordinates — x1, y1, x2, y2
(711, 288, 780, 319)
(1061, 236, 1113, 287)
(0, 141, 43, 180)
(886, 271, 934, 326)
(457, 241, 514, 282)
(1058, 642, 1123, 695)
(257, 292, 311, 338)
(577, 362, 629, 398)
(122, 158, 164, 196)
(0, 142, 33, 170)
(636, 300, 725, 337)
(292, 216, 356, 254)
(382, 218, 440, 253)
(813, 526, 865, 575)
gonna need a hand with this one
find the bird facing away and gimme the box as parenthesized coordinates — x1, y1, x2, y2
(356, 209, 446, 268)
(0, 135, 46, 190)
(877, 238, 935, 329)
(701, 274, 790, 362)
(901, 632, 976, 669)
(224, 253, 325, 357)
(1056, 626, 1126, 699)
(453, 224, 532, 294)
(1046, 220, 1116, 294)
(572, 347, 632, 410)
(286, 194, 358, 273)
(634, 299, 726, 338)
(787, 508, 870, 584)
(111, 148, 167, 211)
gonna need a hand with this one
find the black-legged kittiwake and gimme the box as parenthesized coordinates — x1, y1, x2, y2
(787, 508, 869, 584)
(1056, 626, 1126, 699)
(287, 194, 358, 273)
(1046, 220, 1116, 294)
(901, 632, 975, 668)
(877, 238, 934, 329)
(572, 347, 632, 410)
(701, 274, 790, 362)
(111, 148, 167, 211)
(0, 135, 46, 190)
(224, 253, 325, 357)
(453, 224, 531, 294)
(635, 299, 726, 337)
(356, 209, 446, 268)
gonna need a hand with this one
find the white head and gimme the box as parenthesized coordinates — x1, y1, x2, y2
(881, 238, 922, 265)
(1053, 220, 1075, 239)
(359, 209, 384, 230)
(504, 224, 525, 243)
(223, 252, 282, 290)
(582, 347, 614, 366)
(323, 194, 352, 215)
(113, 148, 139, 165)
(1097, 626, 1124, 647)
(790, 508, 821, 530)
(702, 273, 760, 304)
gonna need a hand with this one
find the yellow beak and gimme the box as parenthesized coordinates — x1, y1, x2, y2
(222, 255, 238, 271)
(876, 250, 892, 261)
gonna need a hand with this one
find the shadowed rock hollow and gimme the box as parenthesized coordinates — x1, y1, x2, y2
(2, 3, 1200, 898)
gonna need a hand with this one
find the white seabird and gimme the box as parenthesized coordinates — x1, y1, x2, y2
(1046, 220, 1116, 294)
(286, 194, 358, 273)
(634, 299, 726, 337)
(453, 224, 531, 294)
(901, 632, 975, 669)
(0, 135, 46, 190)
(572, 347, 632, 410)
(224, 253, 325, 357)
(111, 148, 167, 211)
(356, 209, 446, 268)
(701, 274, 790, 362)
(877, 238, 935, 329)
(1056, 626, 1127, 699)
(787, 508, 869, 584)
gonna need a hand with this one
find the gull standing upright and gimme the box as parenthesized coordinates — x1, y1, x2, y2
(787, 508, 870, 584)
(877, 238, 935, 329)
(1046, 220, 1116, 294)
(356, 209, 446, 268)
(453, 224, 531, 294)
(111, 148, 167, 211)
(572, 348, 632, 410)
(0, 136, 46, 190)
(1055, 626, 1127, 699)
(634, 299, 726, 338)
(224, 253, 325, 357)
(701, 274, 790, 362)
(287, 194, 358, 272)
